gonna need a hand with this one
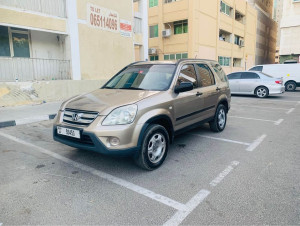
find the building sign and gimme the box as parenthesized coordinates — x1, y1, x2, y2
(120, 19, 132, 37)
(87, 3, 119, 33)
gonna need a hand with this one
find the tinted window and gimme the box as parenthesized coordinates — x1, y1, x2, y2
(249, 66, 263, 72)
(211, 62, 228, 82)
(0, 26, 10, 57)
(104, 64, 176, 91)
(196, 64, 215, 87)
(227, 73, 241, 80)
(241, 72, 260, 79)
(177, 64, 197, 88)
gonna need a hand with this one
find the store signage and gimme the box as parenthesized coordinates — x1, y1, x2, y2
(120, 19, 132, 37)
(87, 3, 119, 33)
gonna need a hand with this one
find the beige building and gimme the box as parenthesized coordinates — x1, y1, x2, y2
(279, 0, 300, 63)
(0, 0, 142, 82)
(247, 0, 277, 65)
(147, 0, 257, 74)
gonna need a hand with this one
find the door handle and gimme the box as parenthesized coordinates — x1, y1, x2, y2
(216, 87, 221, 91)
(196, 92, 203, 96)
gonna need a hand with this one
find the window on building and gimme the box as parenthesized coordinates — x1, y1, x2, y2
(150, 55, 159, 61)
(164, 0, 180, 3)
(233, 58, 242, 67)
(164, 53, 188, 60)
(196, 64, 215, 87)
(0, 26, 11, 57)
(235, 10, 245, 24)
(220, 1, 232, 16)
(0, 26, 30, 58)
(219, 29, 232, 43)
(218, 56, 231, 67)
(234, 35, 241, 45)
(177, 64, 197, 88)
(149, 0, 158, 8)
(174, 20, 188, 35)
(149, 25, 158, 38)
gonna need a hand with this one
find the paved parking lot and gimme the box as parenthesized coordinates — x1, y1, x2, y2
(1, 90, 300, 225)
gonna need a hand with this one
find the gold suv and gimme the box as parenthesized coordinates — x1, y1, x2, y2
(53, 59, 231, 170)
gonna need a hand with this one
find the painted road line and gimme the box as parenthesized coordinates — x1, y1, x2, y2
(163, 189, 211, 226)
(231, 97, 300, 103)
(209, 161, 240, 187)
(246, 134, 267, 152)
(15, 115, 49, 125)
(0, 131, 187, 211)
(274, 119, 284, 125)
(229, 116, 283, 125)
(189, 134, 250, 146)
(286, 108, 295, 114)
(231, 104, 290, 111)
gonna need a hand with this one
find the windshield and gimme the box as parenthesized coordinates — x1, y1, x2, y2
(103, 64, 176, 91)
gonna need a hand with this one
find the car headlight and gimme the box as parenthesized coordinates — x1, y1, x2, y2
(102, 104, 138, 126)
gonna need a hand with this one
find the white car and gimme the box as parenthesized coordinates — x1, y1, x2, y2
(227, 71, 285, 98)
(249, 64, 300, 91)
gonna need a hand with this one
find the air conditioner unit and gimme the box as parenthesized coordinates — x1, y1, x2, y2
(239, 39, 245, 47)
(148, 48, 157, 55)
(162, 29, 171, 38)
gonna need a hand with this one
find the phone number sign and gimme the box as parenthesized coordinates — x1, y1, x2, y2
(87, 3, 119, 33)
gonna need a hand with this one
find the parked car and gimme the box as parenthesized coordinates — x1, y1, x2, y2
(248, 63, 300, 91)
(53, 59, 231, 170)
(227, 71, 284, 98)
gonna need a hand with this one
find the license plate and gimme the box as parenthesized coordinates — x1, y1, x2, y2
(57, 126, 80, 139)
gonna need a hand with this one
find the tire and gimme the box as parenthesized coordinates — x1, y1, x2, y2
(209, 104, 227, 132)
(255, 86, 269, 98)
(285, 81, 297, 92)
(134, 124, 169, 170)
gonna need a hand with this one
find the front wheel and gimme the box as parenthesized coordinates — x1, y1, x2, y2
(285, 81, 296, 92)
(210, 104, 227, 132)
(255, 86, 269, 98)
(134, 124, 169, 170)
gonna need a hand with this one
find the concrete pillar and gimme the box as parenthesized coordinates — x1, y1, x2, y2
(139, 0, 148, 61)
(66, 0, 81, 80)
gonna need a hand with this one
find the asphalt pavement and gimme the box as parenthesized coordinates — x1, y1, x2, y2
(0, 90, 300, 225)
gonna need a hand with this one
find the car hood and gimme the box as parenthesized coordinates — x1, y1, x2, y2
(64, 89, 159, 115)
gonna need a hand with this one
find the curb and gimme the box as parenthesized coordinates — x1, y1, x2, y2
(0, 114, 57, 129)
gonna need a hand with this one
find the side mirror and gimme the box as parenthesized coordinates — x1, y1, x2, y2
(174, 82, 194, 94)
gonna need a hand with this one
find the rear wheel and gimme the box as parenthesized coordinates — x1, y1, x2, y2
(134, 124, 169, 170)
(255, 86, 269, 98)
(210, 104, 227, 132)
(285, 81, 296, 92)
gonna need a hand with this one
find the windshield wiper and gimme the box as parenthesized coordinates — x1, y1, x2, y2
(102, 86, 115, 89)
(119, 87, 146, 90)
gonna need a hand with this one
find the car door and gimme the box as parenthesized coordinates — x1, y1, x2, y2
(195, 63, 219, 118)
(239, 72, 260, 93)
(173, 64, 205, 130)
(227, 72, 242, 93)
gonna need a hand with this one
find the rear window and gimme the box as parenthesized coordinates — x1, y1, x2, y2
(210, 62, 228, 82)
(227, 73, 241, 80)
(249, 66, 263, 72)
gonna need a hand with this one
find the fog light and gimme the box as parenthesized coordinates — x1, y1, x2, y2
(109, 137, 120, 146)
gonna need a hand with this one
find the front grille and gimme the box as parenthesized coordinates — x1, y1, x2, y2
(63, 108, 98, 126)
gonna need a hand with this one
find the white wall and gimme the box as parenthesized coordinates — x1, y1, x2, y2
(30, 30, 66, 60)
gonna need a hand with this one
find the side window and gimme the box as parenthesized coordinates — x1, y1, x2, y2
(249, 66, 263, 72)
(196, 64, 215, 87)
(241, 72, 260, 79)
(211, 63, 228, 82)
(227, 73, 241, 80)
(177, 64, 197, 88)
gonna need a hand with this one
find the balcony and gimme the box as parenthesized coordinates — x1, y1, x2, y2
(0, 0, 66, 18)
(0, 58, 71, 82)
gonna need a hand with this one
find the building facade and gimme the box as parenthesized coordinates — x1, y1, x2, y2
(247, 0, 277, 65)
(279, 0, 300, 63)
(0, 0, 146, 82)
(147, 0, 257, 74)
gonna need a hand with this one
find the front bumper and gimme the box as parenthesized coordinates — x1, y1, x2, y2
(53, 125, 139, 156)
